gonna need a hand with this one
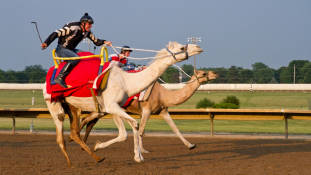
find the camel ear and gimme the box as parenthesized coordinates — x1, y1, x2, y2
(168, 41, 172, 48)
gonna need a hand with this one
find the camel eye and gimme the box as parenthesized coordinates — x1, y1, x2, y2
(203, 73, 207, 76)
(180, 47, 184, 51)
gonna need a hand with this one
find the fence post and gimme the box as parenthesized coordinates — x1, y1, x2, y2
(284, 114, 288, 139)
(209, 112, 214, 137)
(12, 116, 15, 134)
(32, 97, 35, 108)
(30, 119, 34, 133)
(250, 83, 252, 92)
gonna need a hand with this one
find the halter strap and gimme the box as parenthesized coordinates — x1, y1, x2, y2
(165, 44, 189, 61)
(193, 70, 209, 85)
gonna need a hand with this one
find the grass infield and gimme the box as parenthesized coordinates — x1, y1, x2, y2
(1, 90, 311, 134)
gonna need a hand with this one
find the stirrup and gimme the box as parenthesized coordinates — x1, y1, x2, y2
(54, 77, 68, 88)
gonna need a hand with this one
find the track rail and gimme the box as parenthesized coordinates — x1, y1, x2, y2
(1, 108, 311, 138)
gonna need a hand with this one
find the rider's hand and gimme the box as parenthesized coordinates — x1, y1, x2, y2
(41, 43, 47, 49)
(104, 41, 112, 47)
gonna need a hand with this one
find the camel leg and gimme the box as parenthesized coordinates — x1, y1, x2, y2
(82, 112, 106, 142)
(68, 112, 100, 142)
(108, 103, 144, 163)
(94, 115, 127, 151)
(160, 108, 196, 150)
(83, 118, 99, 143)
(80, 112, 99, 131)
(46, 100, 73, 167)
(64, 104, 105, 163)
(138, 109, 152, 153)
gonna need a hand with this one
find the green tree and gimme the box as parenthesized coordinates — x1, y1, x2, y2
(24, 65, 47, 83)
(180, 64, 194, 81)
(252, 62, 274, 83)
(275, 66, 286, 83)
(279, 68, 292, 83)
(240, 69, 253, 83)
(302, 69, 311, 83)
(226, 66, 241, 83)
(270, 77, 278, 84)
(215, 67, 227, 83)
(15, 71, 29, 83)
(299, 62, 311, 83)
(25, 65, 47, 73)
(160, 67, 179, 83)
(29, 71, 47, 83)
(252, 62, 269, 71)
(288, 60, 309, 83)
(0, 69, 5, 83)
(5, 70, 17, 83)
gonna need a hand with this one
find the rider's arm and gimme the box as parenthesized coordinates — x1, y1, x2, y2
(43, 32, 58, 48)
(43, 24, 76, 47)
(87, 32, 106, 46)
(125, 60, 142, 71)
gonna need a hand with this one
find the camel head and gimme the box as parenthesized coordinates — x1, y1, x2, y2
(156, 41, 203, 63)
(193, 70, 219, 84)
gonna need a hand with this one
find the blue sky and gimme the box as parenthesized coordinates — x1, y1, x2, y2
(1, 0, 310, 71)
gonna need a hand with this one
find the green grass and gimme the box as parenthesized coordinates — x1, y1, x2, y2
(1, 90, 311, 134)
(171, 91, 311, 110)
(1, 91, 311, 110)
(1, 118, 311, 135)
(0, 91, 47, 108)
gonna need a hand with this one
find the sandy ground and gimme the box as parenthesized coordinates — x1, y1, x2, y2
(1, 131, 311, 175)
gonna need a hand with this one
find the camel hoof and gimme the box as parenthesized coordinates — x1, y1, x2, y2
(188, 144, 196, 150)
(141, 150, 150, 153)
(68, 163, 75, 168)
(96, 157, 105, 163)
(93, 140, 101, 152)
(134, 158, 144, 163)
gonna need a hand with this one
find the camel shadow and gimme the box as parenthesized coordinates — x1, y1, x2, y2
(145, 138, 311, 163)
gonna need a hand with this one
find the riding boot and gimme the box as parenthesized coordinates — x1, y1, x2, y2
(54, 62, 74, 88)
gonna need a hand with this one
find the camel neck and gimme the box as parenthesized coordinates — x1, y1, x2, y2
(163, 77, 201, 108)
(121, 56, 175, 97)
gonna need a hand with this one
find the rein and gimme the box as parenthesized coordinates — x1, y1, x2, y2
(165, 44, 189, 61)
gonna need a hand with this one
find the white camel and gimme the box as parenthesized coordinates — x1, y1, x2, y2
(44, 41, 203, 167)
(79, 70, 218, 153)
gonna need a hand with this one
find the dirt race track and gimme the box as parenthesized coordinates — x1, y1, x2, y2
(1, 133, 311, 175)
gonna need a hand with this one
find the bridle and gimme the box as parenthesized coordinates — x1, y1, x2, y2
(165, 44, 189, 61)
(193, 71, 209, 85)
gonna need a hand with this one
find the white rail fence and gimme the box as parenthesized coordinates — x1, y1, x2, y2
(1, 83, 311, 91)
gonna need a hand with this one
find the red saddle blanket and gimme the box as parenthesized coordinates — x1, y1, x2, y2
(46, 52, 110, 102)
(45, 52, 142, 106)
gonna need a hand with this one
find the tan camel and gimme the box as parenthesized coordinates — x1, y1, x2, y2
(79, 70, 218, 153)
(43, 41, 203, 167)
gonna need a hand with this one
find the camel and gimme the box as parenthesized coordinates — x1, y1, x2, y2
(43, 41, 203, 167)
(78, 70, 218, 153)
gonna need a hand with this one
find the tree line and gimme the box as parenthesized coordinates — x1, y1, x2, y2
(1, 60, 311, 84)
(157, 60, 311, 84)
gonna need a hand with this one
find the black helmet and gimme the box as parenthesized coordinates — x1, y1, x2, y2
(121, 46, 132, 52)
(80, 13, 94, 24)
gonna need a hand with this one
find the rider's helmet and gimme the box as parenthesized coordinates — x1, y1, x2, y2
(80, 13, 94, 24)
(121, 46, 132, 53)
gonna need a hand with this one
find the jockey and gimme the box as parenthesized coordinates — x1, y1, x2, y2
(41, 13, 112, 88)
(109, 46, 145, 71)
